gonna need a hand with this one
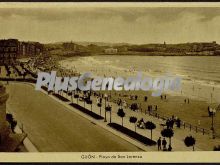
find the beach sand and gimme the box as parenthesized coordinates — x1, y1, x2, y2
(59, 56, 220, 136)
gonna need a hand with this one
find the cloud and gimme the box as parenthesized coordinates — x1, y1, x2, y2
(0, 7, 204, 23)
(1, 6, 220, 44)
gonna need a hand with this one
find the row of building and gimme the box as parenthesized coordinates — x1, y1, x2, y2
(0, 39, 44, 65)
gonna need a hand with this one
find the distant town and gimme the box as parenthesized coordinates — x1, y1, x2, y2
(1, 38, 220, 65)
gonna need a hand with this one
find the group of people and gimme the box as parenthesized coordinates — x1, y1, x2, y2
(160, 94, 167, 100)
(147, 105, 158, 113)
(184, 98, 190, 104)
(207, 106, 216, 117)
(129, 95, 138, 100)
(137, 118, 145, 129)
(166, 116, 181, 129)
(157, 137, 172, 151)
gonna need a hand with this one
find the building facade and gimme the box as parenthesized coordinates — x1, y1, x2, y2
(0, 39, 19, 65)
(104, 48, 118, 54)
(0, 39, 44, 65)
(20, 42, 44, 57)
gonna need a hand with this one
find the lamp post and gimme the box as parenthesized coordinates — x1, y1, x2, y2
(75, 91, 79, 104)
(99, 104, 102, 116)
(210, 108, 216, 139)
(104, 94, 108, 122)
(83, 95, 86, 108)
(109, 107, 112, 123)
(106, 105, 112, 123)
(71, 92, 73, 103)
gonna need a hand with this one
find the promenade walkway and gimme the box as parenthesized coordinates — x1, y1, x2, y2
(60, 90, 220, 151)
(6, 82, 142, 152)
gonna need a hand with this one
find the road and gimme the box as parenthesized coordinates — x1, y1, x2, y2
(6, 82, 141, 152)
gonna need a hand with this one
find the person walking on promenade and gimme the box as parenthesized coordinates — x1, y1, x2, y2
(162, 138, 167, 151)
(188, 98, 190, 104)
(170, 119, 174, 129)
(157, 137, 162, 151)
(160, 95, 163, 100)
(165, 95, 167, 100)
(96, 96, 99, 104)
(168, 144, 172, 151)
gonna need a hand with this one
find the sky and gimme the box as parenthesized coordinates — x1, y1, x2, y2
(1, 3, 220, 44)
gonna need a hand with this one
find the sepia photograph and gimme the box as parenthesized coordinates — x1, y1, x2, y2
(0, 3, 220, 160)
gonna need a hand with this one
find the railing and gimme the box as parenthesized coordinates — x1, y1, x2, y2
(146, 111, 211, 136)
(1, 77, 214, 137)
(110, 98, 211, 136)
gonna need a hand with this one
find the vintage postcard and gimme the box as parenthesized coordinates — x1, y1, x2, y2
(0, 2, 220, 163)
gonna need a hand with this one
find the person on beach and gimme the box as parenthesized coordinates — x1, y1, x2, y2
(162, 138, 167, 150)
(117, 98, 122, 106)
(198, 120, 201, 126)
(135, 95, 138, 100)
(148, 106, 151, 114)
(144, 96, 148, 102)
(161, 95, 163, 100)
(157, 137, 162, 151)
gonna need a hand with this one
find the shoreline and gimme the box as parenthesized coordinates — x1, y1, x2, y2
(48, 51, 220, 57)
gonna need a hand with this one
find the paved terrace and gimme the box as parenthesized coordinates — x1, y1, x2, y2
(6, 82, 142, 152)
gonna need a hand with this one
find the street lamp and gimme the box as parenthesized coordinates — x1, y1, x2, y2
(71, 91, 73, 103)
(83, 94, 86, 108)
(104, 93, 108, 122)
(97, 97, 102, 116)
(74, 91, 79, 104)
(210, 108, 216, 139)
(106, 104, 112, 123)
